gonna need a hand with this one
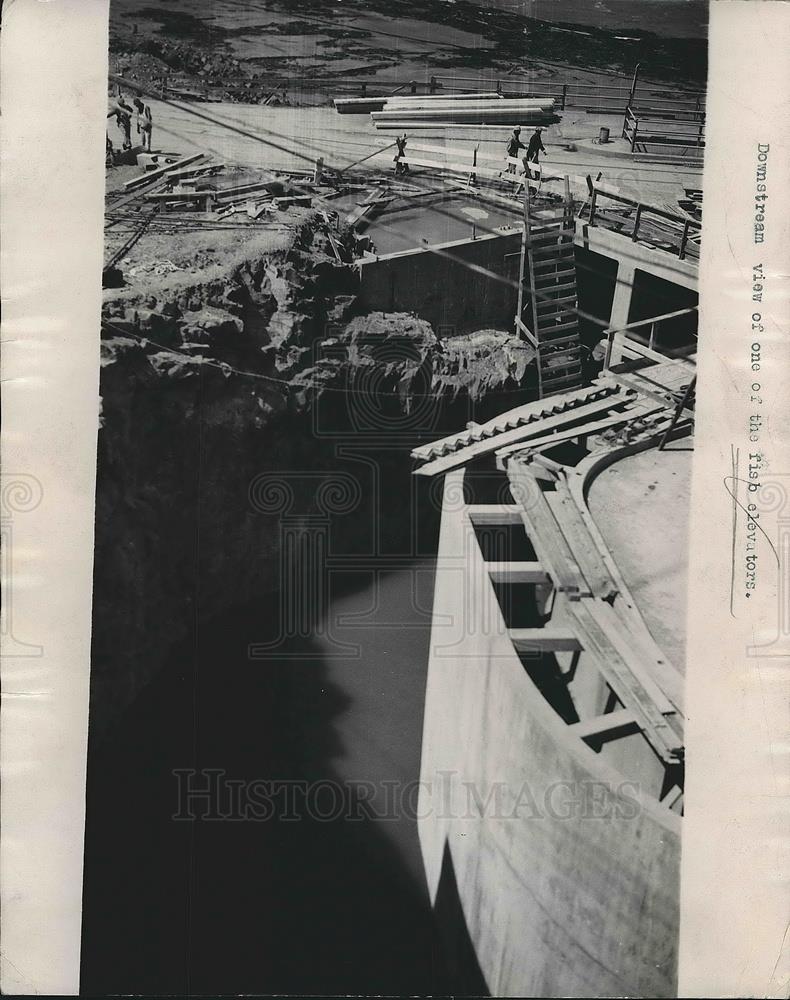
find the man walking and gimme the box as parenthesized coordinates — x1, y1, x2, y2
(133, 97, 154, 152)
(527, 126, 546, 177)
(394, 134, 409, 175)
(505, 127, 525, 173)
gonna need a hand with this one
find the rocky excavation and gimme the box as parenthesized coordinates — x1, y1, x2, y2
(96, 164, 536, 732)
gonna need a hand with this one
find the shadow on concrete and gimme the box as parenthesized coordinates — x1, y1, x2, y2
(434, 841, 491, 997)
(80, 587, 450, 995)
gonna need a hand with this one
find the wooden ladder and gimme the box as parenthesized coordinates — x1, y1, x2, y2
(516, 177, 584, 399)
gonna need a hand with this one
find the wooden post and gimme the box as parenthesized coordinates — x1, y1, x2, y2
(630, 120, 638, 153)
(361, 82, 367, 97)
(589, 186, 598, 227)
(515, 178, 531, 338)
(410, 80, 417, 95)
(496, 79, 502, 96)
(430, 76, 437, 94)
(561, 84, 568, 110)
(679, 219, 691, 260)
(658, 376, 696, 450)
(632, 204, 643, 242)
(628, 62, 640, 108)
(314, 157, 324, 184)
(603, 329, 615, 370)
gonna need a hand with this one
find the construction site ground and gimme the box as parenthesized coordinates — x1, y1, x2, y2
(127, 100, 703, 214)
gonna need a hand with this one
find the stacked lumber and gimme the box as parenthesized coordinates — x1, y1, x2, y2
(334, 91, 559, 127)
(333, 92, 501, 115)
(371, 96, 557, 129)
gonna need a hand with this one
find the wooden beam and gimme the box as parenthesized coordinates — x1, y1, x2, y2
(413, 389, 629, 477)
(569, 708, 640, 741)
(509, 627, 581, 652)
(486, 561, 549, 584)
(547, 479, 619, 600)
(123, 152, 204, 191)
(494, 400, 659, 466)
(465, 504, 523, 526)
(570, 600, 683, 763)
(144, 190, 215, 202)
(509, 464, 588, 597)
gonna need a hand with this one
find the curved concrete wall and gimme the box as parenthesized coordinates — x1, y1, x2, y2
(418, 469, 680, 997)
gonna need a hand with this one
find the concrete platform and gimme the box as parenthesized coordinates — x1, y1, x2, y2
(144, 100, 703, 209)
(587, 438, 692, 673)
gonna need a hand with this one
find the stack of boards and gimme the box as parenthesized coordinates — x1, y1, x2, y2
(333, 91, 558, 129)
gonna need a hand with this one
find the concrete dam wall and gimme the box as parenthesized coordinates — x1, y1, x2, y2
(357, 229, 522, 334)
(418, 468, 681, 997)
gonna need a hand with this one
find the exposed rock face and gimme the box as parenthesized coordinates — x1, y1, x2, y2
(92, 226, 534, 736)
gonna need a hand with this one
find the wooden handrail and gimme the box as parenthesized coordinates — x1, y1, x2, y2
(588, 183, 702, 228)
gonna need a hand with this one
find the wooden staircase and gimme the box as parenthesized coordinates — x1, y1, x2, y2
(516, 178, 584, 398)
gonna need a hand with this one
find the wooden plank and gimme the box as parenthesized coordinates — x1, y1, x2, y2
(508, 462, 589, 597)
(611, 371, 680, 407)
(214, 182, 279, 203)
(411, 382, 615, 462)
(106, 175, 170, 212)
(144, 190, 214, 202)
(413, 389, 626, 477)
(534, 280, 577, 295)
(510, 627, 581, 653)
(571, 601, 682, 763)
(546, 484, 619, 600)
(537, 294, 577, 311)
(466, 504, 523, 525)
(493, 399, 658, 464)
(602, 600, 686, 714)
(123, 152, 204, 190)
(165, 162, 225, 181)
(584, 600, 681, 720)
(569, 708, 641, 741)
(486, 561, 549, 584)
(527, 228, 575, 244)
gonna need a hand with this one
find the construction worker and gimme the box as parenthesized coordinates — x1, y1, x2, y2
(527, 126, 546, 177)
(394, 134, 409, 175)
(115, 98, 134, 150)
(133, 97, 153, 152)
(505, 127, 525, 173)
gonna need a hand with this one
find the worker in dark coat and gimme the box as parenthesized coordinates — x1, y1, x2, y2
(505, 127, 525, 173)
(394, 134, 409, 175)
(526, 127, 546, 176)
